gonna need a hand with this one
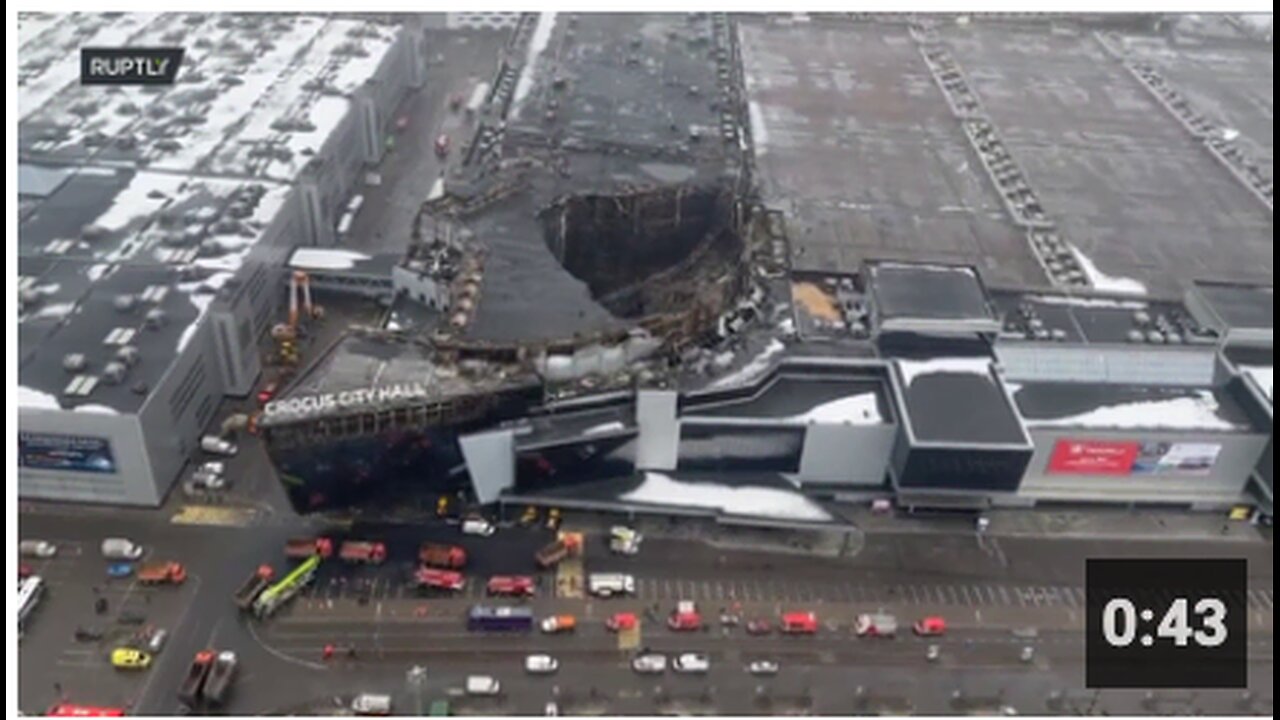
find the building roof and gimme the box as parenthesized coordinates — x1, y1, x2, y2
(991, 288, 1220, 346)
(866, 261, 1000, 333)
(685, 374, 892, 426)
(1010, 381, 1262, 433)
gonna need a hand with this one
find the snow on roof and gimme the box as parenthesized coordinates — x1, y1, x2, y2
(620, 471, 834, 523)
(895, 357, 993, 387)
(18, 13, 157, 121)
(583, 421, 627, 435)
(513, 12, 558, 111)
(289, 248, 373, 271)
(92, 172, 187, 234)
(1242, 365, 1272, 402)
(18, 385, 60, 411)
(707, 339, 786, 390)
(1069, 245, 1147, 296)
(782, 393, 882, 425)
(1019, 389, 1242, 431)
(1024, 294, 1148, 311)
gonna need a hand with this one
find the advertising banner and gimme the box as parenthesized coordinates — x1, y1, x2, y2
(18, 432, 117, 474)
(1047, 439, 1222, 476)
(1047, 440, 1139, 475)
(1131, 442, 1221, 476)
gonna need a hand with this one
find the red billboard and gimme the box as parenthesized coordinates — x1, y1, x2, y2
(1047, 440, 1140, 475)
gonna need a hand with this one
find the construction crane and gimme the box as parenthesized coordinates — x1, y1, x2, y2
(270, 271, 324, 366)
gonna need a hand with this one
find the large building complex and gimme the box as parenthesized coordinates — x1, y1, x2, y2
(17, 13, 1273, 524)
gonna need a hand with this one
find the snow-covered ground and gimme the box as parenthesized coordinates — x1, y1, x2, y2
(620, 471, 834, 523)
(896, 356, 992, 387)
(1019, 389, 1241, 431)
(1241, 365, 1272, 401)
(1069, 245, 1147, 296)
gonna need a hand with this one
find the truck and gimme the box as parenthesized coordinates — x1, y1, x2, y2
(534, 534, 582, 569)
(285, 537, 334, 559)
(233, 565, 275, 611)
(468, 605, 534, 632)
(413, 567, 465, 592)
(339, 541, 387, 565)
(854, 613, 897, 638)
(587, 573, 635, 598)
(177, 650, 215, 706)
(253, 554, 320, 618)
(203, 650, 238, 706)
(419, 543, 467, 570)
(486, 575, 536, 597)
(539, 615, 577, 634)
(137, 562, 187, 586)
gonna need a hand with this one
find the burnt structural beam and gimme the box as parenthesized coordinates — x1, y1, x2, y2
(1094, 31, 1272, 213)
(910, 22, 1089, 290)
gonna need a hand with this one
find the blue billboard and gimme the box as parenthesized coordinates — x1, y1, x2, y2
(19, 432, 118, 474)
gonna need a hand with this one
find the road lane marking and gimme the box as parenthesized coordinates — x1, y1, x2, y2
(960, 585, 973, 606)
(907, 585, 919, 604)
(944, 586, 958, 605)
(998, 586, 1010, 605)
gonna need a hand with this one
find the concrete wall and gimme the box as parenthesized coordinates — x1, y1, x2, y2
(796, 422, 896, 486)
(1018, 428, 1268, 507)
(18, 409, 157, 506)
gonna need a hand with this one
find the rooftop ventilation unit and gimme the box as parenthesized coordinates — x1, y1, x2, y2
(104, 327, 138, 346)
(63, 353, 88, 372)
(102, 361, 128, 385)
(144, 309, 167, 329)
(64, 374, 99, 397)
(116, 345, 141, 367)
(113, 294, 137, 312)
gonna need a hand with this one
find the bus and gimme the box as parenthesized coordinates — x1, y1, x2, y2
(253, 554, 320, 618)
(46, 704, 126, 717)
(19, 575, 45, 630)
(467, 605, 533, 632)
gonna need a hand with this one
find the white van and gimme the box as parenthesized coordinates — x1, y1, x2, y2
(461, 518, 496, 537)
(101, 538, 144, 560)
(19, 540, 58, 558)
(200, 435, 238, 456)
(465, 675, 501, 696)
(351, 693, 393, 716)
(587, 573, 635, 598)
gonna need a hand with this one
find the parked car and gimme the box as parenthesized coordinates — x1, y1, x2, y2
(462, 517, 496, 537)
(870, 498, 893, 515)
(110, 647, 152, 669)
(914, 616, 947, 636)
(465, 675, 500, 696)
(747, 660, 779, 676)
(746, 618, 773, 635)
(855, 613, 897, 638)
(19, 540, 58, 558)
(1019, 645, 1035, 663)
(75, 626, 105, 642)
(605, 612, 637, 632)
(780, 611, 818, 635)
(926, 644, 941, 662)
(631, 653, 667, 675)
(101, 538, 144, 560)
(107, 563, 135, 579)
(673, 653, 710, 674)
(256, 381, 280, 406)
(147, 628, 169, 654)
(351, 694, 393, 716)
(200, 435, 238, 456)
(199, 461, 226, 476)
(524, 654, 559, 674)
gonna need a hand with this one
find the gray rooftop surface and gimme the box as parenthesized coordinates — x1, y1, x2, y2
(1011, 381, 1260, 433)
(739, 18, 1044, 287)
(867, 261, 996, 324)
(686, 375, 892, 425)
(940, 24, 1273, 296)
(990, 289, 1219, 345)
(1193, 280, 1274, 333)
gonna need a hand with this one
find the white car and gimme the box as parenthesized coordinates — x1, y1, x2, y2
(147, 628, 169, 654)
(19, 540, 58, 559)
(525, 654, 559, 674)
(465, 675, 501, 696)
(351, 693, 393, 716)
(544, 702, 559, 716)
(631, 653, 667, 675)
(747, 660, 779, 676)
(461, 518, 496, 537)
(1019, 645, 1035, 663)
(198, 461, 226, 476)
(200, 435, 238, 456)
(101, 538, 144, 560)
(673, 653, 710, 674)
(926, 644, 940, 662)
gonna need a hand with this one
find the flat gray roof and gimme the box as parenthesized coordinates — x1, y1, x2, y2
(990, 289, 1220, 345)
(1193, 281, 1274, 334)
(1011, 381, 1261, 433)
(686, 375, 892, 426)
(867, 261, 996, 326)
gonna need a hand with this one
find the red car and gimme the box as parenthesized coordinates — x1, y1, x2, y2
(668, 600, 702, 631)
(913, 615, 947, 636)
(745, 618, 773, 635)
(19, 562, 34, 580)
(486, 575, 536, 597)
(605, 612, 637, 632)
(256, 381, 279, 406)
(780, 611, 818, 635)
(414, 567, 465, 592)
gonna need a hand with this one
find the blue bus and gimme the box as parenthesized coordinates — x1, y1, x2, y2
(467, 605, 534, 632)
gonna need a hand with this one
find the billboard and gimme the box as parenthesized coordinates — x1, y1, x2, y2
(1047, 439, 1221, 477)
(19, 432, 117, 474)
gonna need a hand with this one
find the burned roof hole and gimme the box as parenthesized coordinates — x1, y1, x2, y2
(540, 183, 742, 319)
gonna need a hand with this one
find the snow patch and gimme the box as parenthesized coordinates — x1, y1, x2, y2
(621, 471, 833, 523)
(1069, 245, 1147, 296)
(707, 340, 786, 390)
(784, 393, 882, 425)
(1022, 391, 1240, 431)
(896, 357, 992, 387)
(290, 248, 372, 271)
(74, 404, 119, 415)
(88, 168, 182, 233)
(513, 12, 557, 109)
(1025, 294, 1148, 310)
(583, 421, 627, 435)
(748, 101, 769, 155)
(29, 302, 77, 320)
(1241, 365, 1272, 401)
(19, 385, 61, 410)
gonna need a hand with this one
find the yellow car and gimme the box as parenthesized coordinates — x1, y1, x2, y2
(111, 647, 152, 670)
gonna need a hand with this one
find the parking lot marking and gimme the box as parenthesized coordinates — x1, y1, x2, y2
(944, 586, 959, 605)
